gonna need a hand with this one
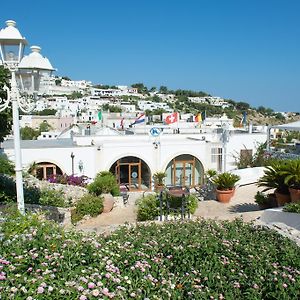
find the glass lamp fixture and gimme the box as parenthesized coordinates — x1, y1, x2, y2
(0, 20, 27, 67)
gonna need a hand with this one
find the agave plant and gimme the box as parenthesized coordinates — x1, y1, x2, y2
(153, 171, 167, 186)
(257, 161, 289, 194)
(282, 159, 300, 189)
(211, 172, 240, 191)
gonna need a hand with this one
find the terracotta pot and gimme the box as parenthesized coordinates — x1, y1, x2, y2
(155, 185, 165, 192)
(102, 193, 115, 213)
(275, 191, 291, 207)
(216, 189, 234, 203)
(289, 188, 300, 203)
(268, 193, 278, 208)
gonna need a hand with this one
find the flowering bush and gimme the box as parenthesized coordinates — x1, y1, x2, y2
(48, 174, 89, 187)
(0, 211, 300, 299)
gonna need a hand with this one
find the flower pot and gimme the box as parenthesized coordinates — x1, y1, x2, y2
(216, 189, 234, 203)
(155, 185, 165, 192)
(289, 188, 300, 203)
(268, 193, 278, 208)
(275, 191, 291, 207)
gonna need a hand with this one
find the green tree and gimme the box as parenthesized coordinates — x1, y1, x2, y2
(236, 101, 250, 111)
(0, 154, 14, 175)
(131, 83, 148, 94)
(102, 103, 122, 113)
(159, 86, 168, 94)
(35, 109, 57, 116)
(39, 121, 52, 132)
(61, 76, 71, 81)
(20, 126, 40, 140)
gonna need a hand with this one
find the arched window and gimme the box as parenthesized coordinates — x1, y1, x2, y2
(109, 156, 151, 191)
(165, 154, 204, 187)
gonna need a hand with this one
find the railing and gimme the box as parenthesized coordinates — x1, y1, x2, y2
(158, 186, 191, 221)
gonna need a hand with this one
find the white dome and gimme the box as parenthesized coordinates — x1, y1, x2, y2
(0, 20, 27, 44)
(19, 46, 55, 71)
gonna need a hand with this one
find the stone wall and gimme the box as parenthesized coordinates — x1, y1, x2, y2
(25, 203, 72, 228)
(25, 175, 88, 205)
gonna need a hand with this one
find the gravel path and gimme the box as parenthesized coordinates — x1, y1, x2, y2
(76, 185, 264, 234)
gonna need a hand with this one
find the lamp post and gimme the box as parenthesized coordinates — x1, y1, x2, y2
(221, 123, 230, 173)
(71, 152, 75, 175)
(0, 20, 54, 214)
(78, 160, 83, 174)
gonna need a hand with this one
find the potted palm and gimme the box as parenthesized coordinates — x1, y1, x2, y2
(257, 161, 290, 206)
(282, 159, 300, 203)
(211, 172, 240, 203)
(153, 171, 166, 192)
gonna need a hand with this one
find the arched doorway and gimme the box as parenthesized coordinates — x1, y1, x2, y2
(109, 156, 151, 191)
(30, 162, 63, 180)
(165, 154, 204, 187)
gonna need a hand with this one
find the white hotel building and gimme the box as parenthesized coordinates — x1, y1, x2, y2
(2, 123, 267, 191)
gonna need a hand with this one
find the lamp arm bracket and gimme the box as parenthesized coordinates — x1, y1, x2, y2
(17, 93, 36, 113)
(0, 85, 11, 112)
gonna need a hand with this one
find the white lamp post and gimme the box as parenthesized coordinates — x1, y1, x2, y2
(221, 122, 230, 173)
(0, 20, 54, 214)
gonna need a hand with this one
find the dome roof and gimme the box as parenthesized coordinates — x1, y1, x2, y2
(19, 46, 55, 71)
(0, 20, 27, 44)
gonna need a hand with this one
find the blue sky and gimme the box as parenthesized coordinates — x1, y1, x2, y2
(1, 0, 299, 112)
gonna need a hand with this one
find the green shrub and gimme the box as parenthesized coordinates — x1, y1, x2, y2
(136, 193, 198, 221)
(283, 202, 300, 214)
(136, 194, 159, 221)
(72, 194, 104, 223)
(0, 174, 41, 204)
(39, 188, 66, 207)
(87, 171, 120, 196)
(0, 154, 14, 175)
(0, 204, 42, 239)
(186, 194, 198, 214)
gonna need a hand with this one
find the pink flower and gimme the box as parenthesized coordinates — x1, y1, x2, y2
(102, 288, 110, 296)
(0, 274, 6, 280)
(283, 283, 288, 288)
(37, 287, 44, 294)
(79, 296, 87, 300)
(88, 282, 95, 289)
(92, 289, 100, 297)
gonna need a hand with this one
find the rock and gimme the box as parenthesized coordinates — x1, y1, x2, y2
(102, 193, 115, 213)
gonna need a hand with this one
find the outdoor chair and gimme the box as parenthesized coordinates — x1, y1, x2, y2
(120, 184, 129, 205)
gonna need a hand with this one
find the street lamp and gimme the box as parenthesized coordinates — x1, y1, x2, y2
(221, 122, 230, 173)
(71, 152, 75, 175)
(78, 160, 83, 173)
(0, 20, 55, 214)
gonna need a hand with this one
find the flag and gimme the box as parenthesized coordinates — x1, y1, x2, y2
(131, 113, 145, 125)
(98, 111, 102, 121)
(240, 111, 247, 127)
(195, 113, 202, 123)
(165, 112, 178, 124)
(120, 117, 124, 128)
